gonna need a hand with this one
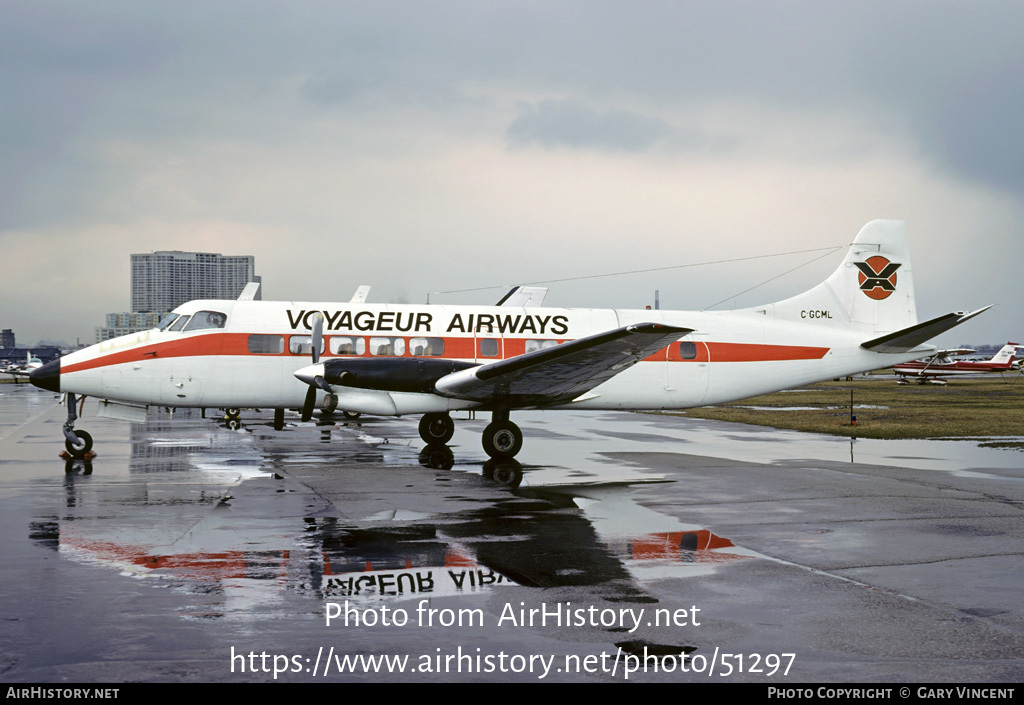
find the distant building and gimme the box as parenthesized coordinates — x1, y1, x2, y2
(94, 312, 167, 343)
(130, 250, 261, 313)
(1, 329, 14, 349)
(94, 250, 261, 343)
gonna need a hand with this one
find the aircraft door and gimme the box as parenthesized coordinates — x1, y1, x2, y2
(474, 329, 503, 364)
(666, 333, 709, 406)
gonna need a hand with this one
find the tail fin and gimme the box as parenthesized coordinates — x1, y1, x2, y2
(764, 220, 917, 336)
(988, 342, 1020, 368)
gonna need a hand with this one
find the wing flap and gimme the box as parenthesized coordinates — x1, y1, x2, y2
(434, 323, 691, 406)
(861, 306, 990, 354)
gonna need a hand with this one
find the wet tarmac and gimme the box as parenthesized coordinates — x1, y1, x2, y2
(1, 383, 1023, 683)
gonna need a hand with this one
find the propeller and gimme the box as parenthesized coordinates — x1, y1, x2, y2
(298, 313, 332, 422)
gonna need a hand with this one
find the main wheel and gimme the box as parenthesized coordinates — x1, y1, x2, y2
(65, 429, 93, 459)
(342, 410, 361, 421)
(481, 420, 522, 459)
(419, 413, 455, 444)
(225, 408, 241, 418)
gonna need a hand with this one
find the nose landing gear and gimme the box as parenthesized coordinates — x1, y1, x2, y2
(62, 393, 94, 459)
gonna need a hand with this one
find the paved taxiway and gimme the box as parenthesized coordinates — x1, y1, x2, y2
(1, 383, 1022, 682)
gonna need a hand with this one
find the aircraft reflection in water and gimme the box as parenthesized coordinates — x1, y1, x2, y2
(30, 414, 758, 618)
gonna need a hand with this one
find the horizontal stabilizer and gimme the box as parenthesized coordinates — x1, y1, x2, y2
(861, 306, 991, 354)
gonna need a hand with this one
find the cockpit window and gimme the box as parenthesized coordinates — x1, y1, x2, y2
(157, 313, 179, 331)
(168, 315, 190, 332)
(183, 310, 228, 332)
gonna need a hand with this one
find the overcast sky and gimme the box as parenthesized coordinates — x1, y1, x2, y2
(1, 1, 1021, 347)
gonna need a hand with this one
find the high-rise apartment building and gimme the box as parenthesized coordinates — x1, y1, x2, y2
(95, 251, 261, 342)
(130, 251, 261, 313)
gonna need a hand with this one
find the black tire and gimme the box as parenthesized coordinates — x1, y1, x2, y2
(419, 413, 455, 444)
(342, 410, 361, 421)
(65, 429, 93, 458)
(481, 420, 522, 459)
(226, 418, 241, 430)
(225, 408, 241, 418)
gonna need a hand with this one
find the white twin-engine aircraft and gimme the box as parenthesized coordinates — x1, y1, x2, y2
(32, 220, 987, 460)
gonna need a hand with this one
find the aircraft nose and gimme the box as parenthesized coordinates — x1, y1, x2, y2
(29, 359, 61, 393)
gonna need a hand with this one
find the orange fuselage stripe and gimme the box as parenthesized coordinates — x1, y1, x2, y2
(63, 332, 829, 374)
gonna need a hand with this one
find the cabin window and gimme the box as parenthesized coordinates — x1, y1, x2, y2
(168, 315, 190, 332)
(289, 335, 325, 356)
(330, 336, 365, 356)
(156, 313, 179, 331)
(248, 334, 284, 354)
(184, 310, 228, 332)
(679, 341, 697, 360)
(410, 337, 444, 356)
(370, 337, 405, 356)
(479, 338, 499, 358)
(524, 339, 559, 353)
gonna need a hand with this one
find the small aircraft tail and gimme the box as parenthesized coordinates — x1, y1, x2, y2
(763, 220, 918, 337)
(987, 342, 1020, 368)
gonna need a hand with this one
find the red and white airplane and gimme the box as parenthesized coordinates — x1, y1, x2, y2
(891, 342, 1020, 384)
(31, 220, 988, 459)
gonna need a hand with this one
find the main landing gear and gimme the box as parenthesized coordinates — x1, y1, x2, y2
(62, 392, 93, 459)
(419, 412, 455, 444)
(223, 407, 243, 430)
(416, 410, 524, 460)
(481, 417, 522, 459)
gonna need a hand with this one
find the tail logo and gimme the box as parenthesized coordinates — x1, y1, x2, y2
(854, 256, 901, 300)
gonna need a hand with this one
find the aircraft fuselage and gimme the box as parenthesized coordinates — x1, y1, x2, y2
(39, 299, 904, 416)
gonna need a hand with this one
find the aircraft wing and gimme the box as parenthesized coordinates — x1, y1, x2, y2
(434, 323, 691, 406)
(933, 348, 977, 358)
(861, 307, 990, 354)
(496, 285, 548, 307)
(349, 285, 371, 304)
(237, 282, 261, 300)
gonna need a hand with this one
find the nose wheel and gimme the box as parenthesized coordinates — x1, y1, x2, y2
(61, 393, 93, 459)
(64, 429, 93, 458)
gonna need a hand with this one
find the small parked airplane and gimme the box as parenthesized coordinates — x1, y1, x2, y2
(4, 352, 44, 378)
(891, 341, 1020, 384)
(32, 220, 988, 459)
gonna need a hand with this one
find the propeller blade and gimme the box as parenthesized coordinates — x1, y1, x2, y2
(300, 385, 317, 422)
(311, 313, 323, 365)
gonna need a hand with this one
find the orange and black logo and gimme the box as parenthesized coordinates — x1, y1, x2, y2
(854, 256, 900, 300)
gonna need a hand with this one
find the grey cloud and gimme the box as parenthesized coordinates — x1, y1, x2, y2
(924, 67, 1024, 193)
(507, 100, 670, 152)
